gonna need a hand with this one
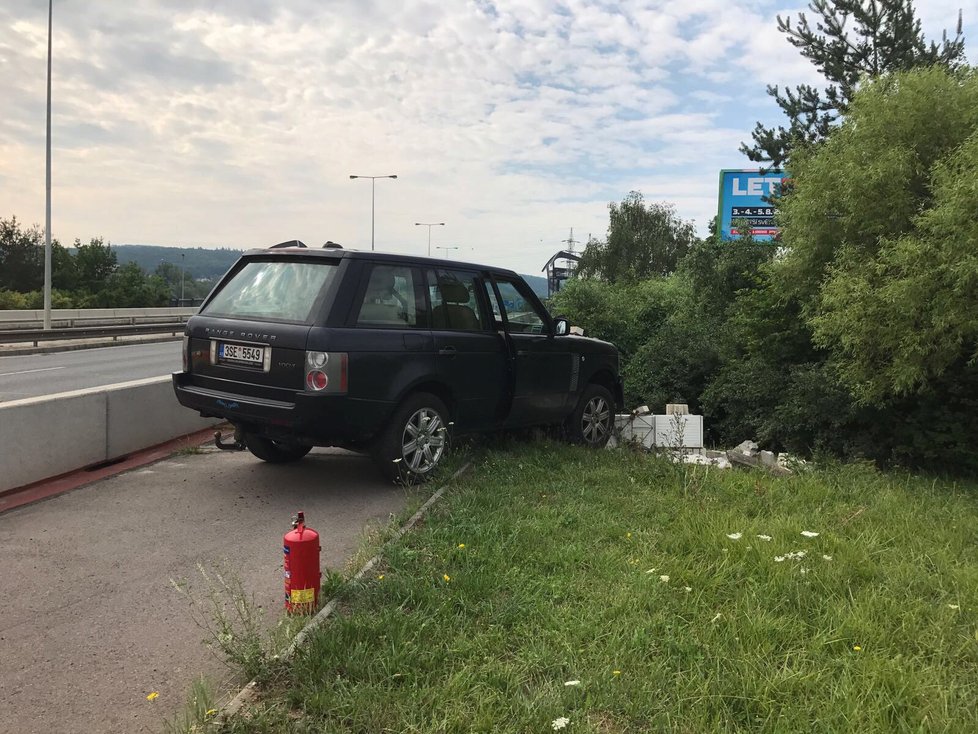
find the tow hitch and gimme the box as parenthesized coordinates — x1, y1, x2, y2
(214, 427, 247, 451)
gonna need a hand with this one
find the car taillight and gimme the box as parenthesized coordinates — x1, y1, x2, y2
(182, 335, 190, 372)
(304, 351, 347, 394)
(306, 370, 328, 391)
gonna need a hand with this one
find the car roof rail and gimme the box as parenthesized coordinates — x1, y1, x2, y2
(322, 241, 343, 249)
(269, 240, 306, 249)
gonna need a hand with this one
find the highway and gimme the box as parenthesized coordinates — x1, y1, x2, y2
(0, 341, 182, 402)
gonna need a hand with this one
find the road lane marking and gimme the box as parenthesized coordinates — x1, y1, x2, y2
(0, 366, 67, 376)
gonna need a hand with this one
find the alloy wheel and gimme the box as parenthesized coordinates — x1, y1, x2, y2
(582, 396, 611, 445)
(401, 407, 446, 473)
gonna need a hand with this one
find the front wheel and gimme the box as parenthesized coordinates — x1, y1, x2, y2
(244, 434, 312, 463)
(566, 384, 615, 448)
(373, 393, 449, 482)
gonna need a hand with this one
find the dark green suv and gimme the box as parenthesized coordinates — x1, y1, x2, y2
(172, 243, 622, 479)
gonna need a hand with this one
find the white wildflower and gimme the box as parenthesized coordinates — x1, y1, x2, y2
(659, 575, 670, 583)
(801, 531, 819, 538)
(774, 556, 786, 563)
(684, 586, 692, 593)
(800, 567, 808, 575)
(564, 680, 581, 687)
(948, 604, 960, 610)
(756, 534, 772, 541)
(645, 568, 657, 574)
(822, 555, 832, 561)
(710, 612, 722, 623)
(726, 532, 742, 540)
(552, 716, 570, 730)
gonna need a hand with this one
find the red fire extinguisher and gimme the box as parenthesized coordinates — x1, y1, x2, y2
(283, 511, 321, 613)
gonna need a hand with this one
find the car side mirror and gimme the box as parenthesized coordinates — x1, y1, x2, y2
(553, 317, 569, 336)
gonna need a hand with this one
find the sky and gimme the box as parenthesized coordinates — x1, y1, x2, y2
(2, 1, 976, 275)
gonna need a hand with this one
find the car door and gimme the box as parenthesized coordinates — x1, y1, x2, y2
(427, 268, 511, 430)
(485, 276, 574, 426)
(337, 262, 435, 407)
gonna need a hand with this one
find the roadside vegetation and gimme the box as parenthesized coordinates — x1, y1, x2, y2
(553, 67, 978, 471)
(205, 442, 978, 732)
(0, 218, 218, 308)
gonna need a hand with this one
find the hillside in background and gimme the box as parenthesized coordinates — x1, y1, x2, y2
(112, 244, 551, 299)
(112, 245, 243, 281)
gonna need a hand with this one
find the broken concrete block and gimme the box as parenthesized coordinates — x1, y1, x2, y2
(734, 440, 759, 456)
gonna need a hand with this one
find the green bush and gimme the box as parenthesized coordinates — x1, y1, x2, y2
(0, 289, 29, 309)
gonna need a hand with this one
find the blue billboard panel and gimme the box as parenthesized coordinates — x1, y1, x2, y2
(717, 169, 788, 241)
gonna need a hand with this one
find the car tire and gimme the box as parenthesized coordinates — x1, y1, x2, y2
(567, 384, 615, 448)
(373, 392, 449, 482)
(244, 434, 312, 463)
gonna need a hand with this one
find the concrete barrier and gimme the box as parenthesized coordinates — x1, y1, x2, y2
(0, 376, 220, 493)
(0, 307, 197, 329)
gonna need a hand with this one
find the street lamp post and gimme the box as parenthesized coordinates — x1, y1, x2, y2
(43, 0, 53, 329)
(415, 222, 445, 256)
(180, 253, 186, 304)
(349, 174, 398, 250)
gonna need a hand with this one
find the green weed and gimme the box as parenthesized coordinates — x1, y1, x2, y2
(161, 676, 219, 734)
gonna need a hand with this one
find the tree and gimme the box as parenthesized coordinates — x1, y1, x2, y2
(0, 217, 43, 292)
(154, 261, 184, 297)
(709, 66, 978, 471)
(73, 237, 117, 292)
(576, 192, 697, 283)
(96, 262, 170, 308)
(52, 241, 78, 291)
(803, 67, 978, 402)
(741, 0, 965, 166)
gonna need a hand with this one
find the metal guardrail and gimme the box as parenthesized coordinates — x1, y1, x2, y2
(0, 322, 188, 347)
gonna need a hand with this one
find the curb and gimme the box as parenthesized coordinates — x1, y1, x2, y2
(0, 425, 227, 514)
(218, 462, 473, 721)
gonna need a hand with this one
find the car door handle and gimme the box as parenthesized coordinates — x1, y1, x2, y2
(438, 346, 457, 356)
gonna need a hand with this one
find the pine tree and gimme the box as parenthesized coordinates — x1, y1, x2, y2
(741, 0, 965, 166)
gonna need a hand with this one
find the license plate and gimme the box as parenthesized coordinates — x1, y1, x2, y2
(218, 342, 265, 366)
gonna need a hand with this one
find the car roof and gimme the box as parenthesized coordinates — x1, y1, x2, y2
(241, 244, 521, 279)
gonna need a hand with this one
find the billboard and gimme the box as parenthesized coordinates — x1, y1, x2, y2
(717, 169, 788, 241)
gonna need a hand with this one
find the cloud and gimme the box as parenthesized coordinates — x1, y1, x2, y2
(2, 0, 976, 273)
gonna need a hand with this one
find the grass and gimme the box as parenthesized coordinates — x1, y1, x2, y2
(218, 441, 978, 733)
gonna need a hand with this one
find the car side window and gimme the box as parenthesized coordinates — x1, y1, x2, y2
(428, 270, 486, 331)
(356, 264, 421, 328)
(493, 279, 547, 334)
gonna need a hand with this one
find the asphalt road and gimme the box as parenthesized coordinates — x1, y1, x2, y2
(0, 341, 182, 402)
(0, 446, 416, 734)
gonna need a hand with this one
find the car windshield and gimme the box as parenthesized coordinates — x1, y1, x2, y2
(202, 260, 338, 322)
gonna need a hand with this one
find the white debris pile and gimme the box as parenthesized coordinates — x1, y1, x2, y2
(726, 440, 809, 475)
(670, 452, 731, 469)
(609, 406, 809, 475)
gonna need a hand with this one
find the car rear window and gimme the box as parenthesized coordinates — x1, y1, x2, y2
(202, 260, 338, 322)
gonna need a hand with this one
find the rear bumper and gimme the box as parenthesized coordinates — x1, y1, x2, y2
(171, 372, 394, 445)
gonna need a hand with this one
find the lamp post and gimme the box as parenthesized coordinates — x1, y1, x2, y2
(349, 174, 398, 250)
(43, 0, 53, 329)
(415, 222, 445, 256)
(180, 253, 186, 304)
